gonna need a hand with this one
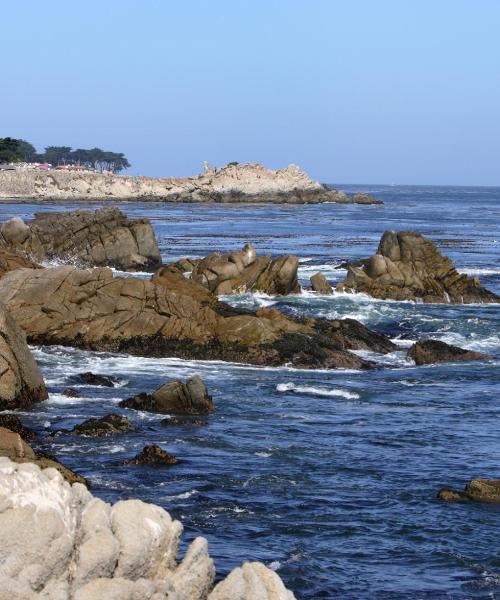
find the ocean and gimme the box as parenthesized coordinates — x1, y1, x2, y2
(1, 184, 499, 599)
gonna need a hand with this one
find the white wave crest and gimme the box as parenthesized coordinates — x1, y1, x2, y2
(276, 382, 360, 399)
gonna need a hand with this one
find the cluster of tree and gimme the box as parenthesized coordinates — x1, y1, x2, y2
(0, 138, 131, 173)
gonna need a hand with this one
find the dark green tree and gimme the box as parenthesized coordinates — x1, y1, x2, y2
(17, 140, 38, 161)
(0, 138, 24, 163)
(43, 146, 73, 166)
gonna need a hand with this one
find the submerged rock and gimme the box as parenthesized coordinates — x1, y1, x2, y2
(0, 264, 395, 369)
(0, 303, 48, 410)
(124, 444, 178, 466)
(408, 339, 489, 365)
(338, 230, 500, 303)
(438, 479, 500, 503)
(0, 207, 161, 271)
(310, 272, 333, 294)
(74, 372, 116, 387)
(161, 416, 207, 427)
(190, 243, 300, 296)
(62, 387, 81, 397)
(0, 427, 85, 485)
(121, 375, 213, 415)
(54, 414, 132, 437)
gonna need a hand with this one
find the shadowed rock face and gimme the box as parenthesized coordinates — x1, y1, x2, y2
(0, 458, 296, 598)
(408, 339, 489, 365)
(438, 479, 500, 503)
(0, 265, 396, 369)
(121, 375, 213, 415)
(0, 303, 48, 410)
(189, 243, 300, 296)
(0, 207, 161, 271)
(338, 230, 500, 303)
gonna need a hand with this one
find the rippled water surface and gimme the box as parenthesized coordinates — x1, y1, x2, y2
(1, 185, 500, 599)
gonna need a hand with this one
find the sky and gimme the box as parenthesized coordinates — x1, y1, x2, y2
(1, 0, 499, 185)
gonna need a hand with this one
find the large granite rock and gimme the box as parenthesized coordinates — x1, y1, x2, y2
(0, 427, 85, 485)
(408, 339, 489, 365)
(121, 375, 213, 415)
(0, 303, 48, 410)
(338, 230, 500, 303)
(210, 562, 296, 599)
(0, 458, 296, 599)
(438, 479, 500, 503)
(0, 207, 161, 271)
(0, 161, 381, 205)
(190, 243, 300, 295)
(0, 265, 397, 369)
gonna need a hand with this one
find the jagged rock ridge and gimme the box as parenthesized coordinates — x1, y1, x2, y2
(0, 207, 161, 271)
(338, 230, 500, 303)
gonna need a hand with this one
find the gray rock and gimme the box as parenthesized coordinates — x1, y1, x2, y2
(209, 562, 296, 599)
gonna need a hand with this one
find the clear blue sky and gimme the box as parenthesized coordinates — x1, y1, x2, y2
(2, 0, 499, 185)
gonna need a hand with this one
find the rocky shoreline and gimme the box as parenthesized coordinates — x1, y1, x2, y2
(0, 206, 498, 597)
(0, 162, 383, 204)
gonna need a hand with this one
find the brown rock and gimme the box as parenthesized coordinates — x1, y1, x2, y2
(0, 264, 395, 370)
(339, 230, 499, 303)
(120, 375, 213, 415)
(0, 303, 48, 410)
(124, 444, 178, 466)
(310, 272, 333, 294)
(438, 479, 500, 503)
(74, 371, 116, 387)
(408, 339, 489, 365)
(0, 247, 42, 279)
(191, 243, 300, 296)
(62, 387, 80, 397)
(351, 192, 383, 205)
(0, 426, 86, 485)
(64, 414, 132, 437)
(0, 207, 161, 271)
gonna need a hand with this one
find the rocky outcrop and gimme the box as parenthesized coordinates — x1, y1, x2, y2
(408, 339, 489, 365)
(0, 264, 396, 369)
(0, 303, 48, 410)
(438, 479, 500, 503)
(53, 414, 132, 437)
(310, 272, 333, 294)
(0, 428, 85, 485)
(189, 243, 300, 295)
(74, 372, 117, 387)
(0, 207, 161, 271)
(0, 161, 381, 205)
(124, 444, 178, 466)
(338, 230, 500, 303)
(120, 375, 213, 415)
(0, 247, 41, 279)
(0, 458, 296, 598)
(210, 562, 296, 600)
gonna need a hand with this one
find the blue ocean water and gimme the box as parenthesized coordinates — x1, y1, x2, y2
(1, 185, 499, 599)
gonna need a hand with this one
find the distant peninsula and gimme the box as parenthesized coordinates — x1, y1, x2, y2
(0, 161, 382, 204)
